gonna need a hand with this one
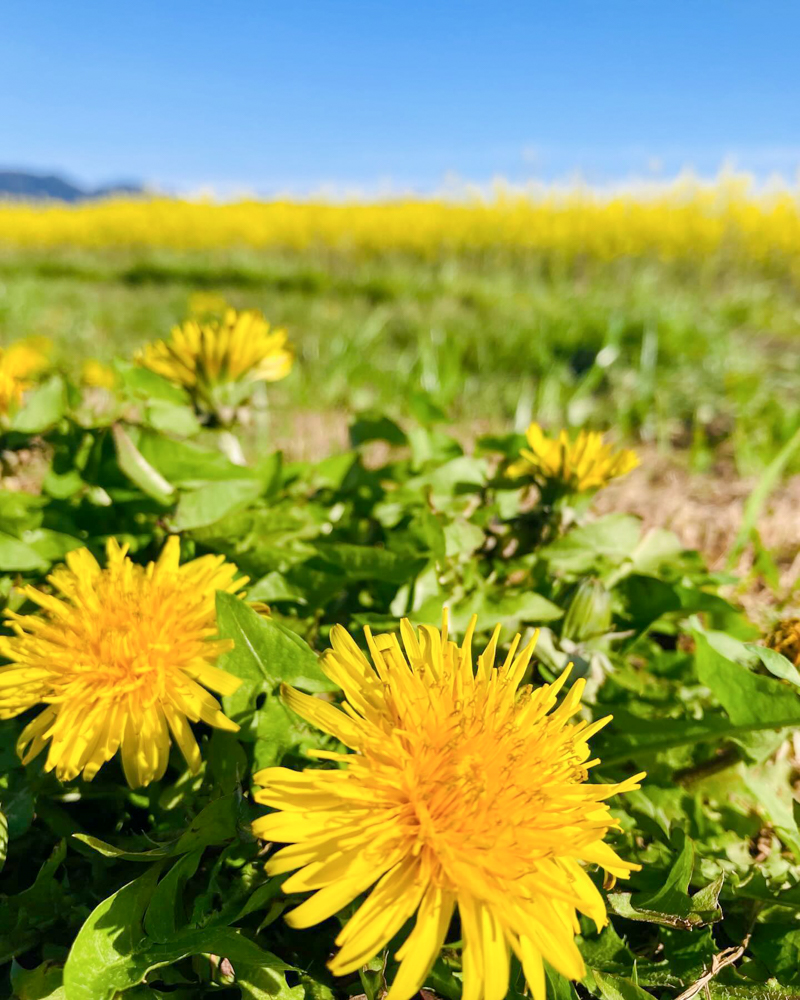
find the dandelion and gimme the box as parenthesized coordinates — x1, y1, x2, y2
(187, 291, 229, 317)
(0, 337, 50, 418)
(252, 614, 643, 1000)
(766, 618, 800, 667)
(137, 308, 293, 416)
(508, 423, 638, 493)
(80, 358, 116, 390)
(0, 537, 246, 787)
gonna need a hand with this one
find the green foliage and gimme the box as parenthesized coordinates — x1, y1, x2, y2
(2, 265, 800, 999)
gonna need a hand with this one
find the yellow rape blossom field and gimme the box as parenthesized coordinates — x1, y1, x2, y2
(2, 175, 800, 266)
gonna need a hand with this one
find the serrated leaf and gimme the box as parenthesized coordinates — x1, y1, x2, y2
(608, 832, 722, 929)
(63, 865, 282, 1000)
(236, 956, 304, 1000)
(216, 593, 335, 720)
(63, 865, 162, 1000)
(10, 959, 66, 999)
(592, 971, 654, 1000)
(143, 850, 204, 943)
(173, 794, 240, 853)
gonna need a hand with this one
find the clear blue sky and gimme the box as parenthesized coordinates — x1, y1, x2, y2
(2, 1, 799, 194)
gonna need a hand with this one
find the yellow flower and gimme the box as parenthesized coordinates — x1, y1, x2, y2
(0, 337, 51, 417)
(0, 537, 246, 788)
(187, 291, 229, 317)
(80, 358, 116, 389)
(252, 614, 643, 1000)
(137, 308, 293, 411)
(766, 618, 800, 667)
(509, 423, 639, 492)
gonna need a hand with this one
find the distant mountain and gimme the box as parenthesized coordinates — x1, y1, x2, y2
(0, 171, 144, 202)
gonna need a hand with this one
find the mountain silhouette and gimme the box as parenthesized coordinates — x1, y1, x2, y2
(0, 171, 143, 202)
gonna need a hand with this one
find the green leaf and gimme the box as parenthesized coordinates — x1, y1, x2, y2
(10, 959, 66, 999)
(246, 571, 308, 605)
(749, 923, 800, 986)
(173, 479, 264, 531)
(742, 758, 800, 859)
(635, 829, 695, 916)
(602, 707, 800, 765)
(21, 529, 83, 563)
(63, 865, 282, 1000)
(592, 971, 654, 1000)
(544, 963, 579, 1000)
(173, 794, 240, 854)
(747, 643, 800, 687)
(135, 428, 247, 483)
(443, 519, 485, 558)
(540, 514, 642, 575)
(314, 541, 427, 584)
(236, 956, 304, 1000)
(693, 628, 800, 728)
(111, 424, 175, 505)
(143, 850, 204, 943)
(728, 423, 800, 567)
(251, 697, 314, 770)
(63, 865, 163, 1000)
(206, 729, 248, 792)
(11, 375, 66, 433)
(416, 587, 563, 634)
(607, 833, 722, 929)
(0, 532, 48, 572)
(216, 592, 335, 719)
(350, 412, 408, 447)
(115, 360, 190, 404)
(144, 399, 202, 437)
(71, 835, 171, 862)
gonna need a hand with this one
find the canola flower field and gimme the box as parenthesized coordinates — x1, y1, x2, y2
(2, 183, 800, 998)
(3, 175, 800, 263)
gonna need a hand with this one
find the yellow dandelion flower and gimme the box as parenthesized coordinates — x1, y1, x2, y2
(766, 618, 800, 667)
(508, 423, 639, 492)
(137, 308, 293, 411)
(0, 337, 51, 417)
(0, 537, 246, 788)
(187, 291, 229, 317)
(80, 358, 116, 389)
(252, 614, 643, 1000)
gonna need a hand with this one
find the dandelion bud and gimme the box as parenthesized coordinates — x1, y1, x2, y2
(562, 577, 612, 642)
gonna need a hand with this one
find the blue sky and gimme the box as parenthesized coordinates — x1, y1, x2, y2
(2, 1, 799, 194)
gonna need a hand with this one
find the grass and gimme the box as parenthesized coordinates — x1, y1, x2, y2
(1, 246, 800, 476)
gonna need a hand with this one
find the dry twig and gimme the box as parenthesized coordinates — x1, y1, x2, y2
(673, 930, 752, 1000)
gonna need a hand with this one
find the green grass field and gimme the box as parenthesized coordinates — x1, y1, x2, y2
(2, 247, 800, 474)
